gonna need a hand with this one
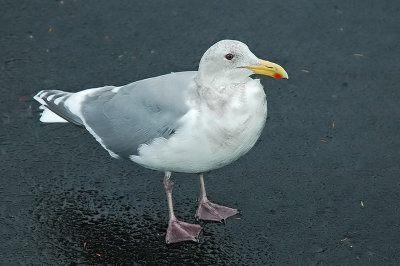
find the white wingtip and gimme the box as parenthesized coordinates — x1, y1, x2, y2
(33, 90, 46, 106)
(39, 107, 68, 123)
(33, 91, 68, 123)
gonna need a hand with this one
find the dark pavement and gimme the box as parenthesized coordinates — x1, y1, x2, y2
(1, 0, 399, 265)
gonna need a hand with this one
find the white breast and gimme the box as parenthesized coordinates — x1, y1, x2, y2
(131, 79, 267, 173)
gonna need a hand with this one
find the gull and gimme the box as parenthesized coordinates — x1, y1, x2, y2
(33, 40, 288, 244)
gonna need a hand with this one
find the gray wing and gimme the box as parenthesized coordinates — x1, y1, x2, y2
(80, 71, 196, 158)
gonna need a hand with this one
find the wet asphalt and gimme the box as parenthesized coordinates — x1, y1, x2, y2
(1, 0, 400, 265)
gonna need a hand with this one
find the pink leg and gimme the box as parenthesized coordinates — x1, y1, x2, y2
(164, 172, 202, 244)
(195, 173, 239, 222)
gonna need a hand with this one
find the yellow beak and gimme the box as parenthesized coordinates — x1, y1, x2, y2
(245, 59, 288, 79)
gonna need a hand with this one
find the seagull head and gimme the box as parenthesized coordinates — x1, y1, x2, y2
(197, 40, 288, 87)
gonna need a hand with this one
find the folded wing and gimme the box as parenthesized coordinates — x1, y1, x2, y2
(34, 72, 196, 159)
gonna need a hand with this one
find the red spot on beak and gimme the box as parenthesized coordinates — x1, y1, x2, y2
(273, 73, 283, 79)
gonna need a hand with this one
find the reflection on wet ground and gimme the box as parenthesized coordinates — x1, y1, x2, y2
(32, 189, 274, 265)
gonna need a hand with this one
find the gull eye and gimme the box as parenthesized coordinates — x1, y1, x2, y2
(225, 53, 234, 60)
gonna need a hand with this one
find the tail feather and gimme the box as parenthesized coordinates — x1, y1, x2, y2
(33, 90, 84, 126)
